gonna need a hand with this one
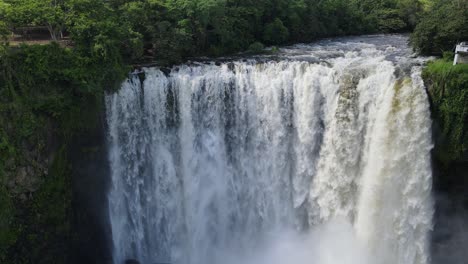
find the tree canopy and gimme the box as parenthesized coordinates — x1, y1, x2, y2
(0, 0, 431, 63)
(412, 0, 468, 55)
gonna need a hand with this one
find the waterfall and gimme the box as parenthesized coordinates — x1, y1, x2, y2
(106, 35, 433, 264)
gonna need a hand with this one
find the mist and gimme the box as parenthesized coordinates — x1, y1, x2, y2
(224, 219, 370, 264)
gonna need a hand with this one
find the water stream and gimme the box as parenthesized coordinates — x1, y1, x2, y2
(106, 35, 433, 264)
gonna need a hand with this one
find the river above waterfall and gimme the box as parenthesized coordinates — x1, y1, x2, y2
(105, 34, 433, 264)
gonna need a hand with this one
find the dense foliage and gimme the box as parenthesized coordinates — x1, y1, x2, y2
(423, 57, 468, 192)
(412, 0, 468, 195)
(0, 42, 129, 263)
(1, 0, 426, 63)
(412, 0, 468, 55)
(424, 58, 468, 163)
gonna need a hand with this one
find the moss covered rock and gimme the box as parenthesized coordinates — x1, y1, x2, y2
(423, 59, 468, 192)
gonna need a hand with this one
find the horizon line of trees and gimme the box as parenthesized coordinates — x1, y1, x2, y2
(0, 0, 466, 63)
(0, 0, 430, 64)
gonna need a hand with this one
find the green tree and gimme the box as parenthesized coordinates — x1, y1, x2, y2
(397, 0, 423, 29)
(375, 8, 406, 32)
(65, 0, 143, 61)
(411, 0, 468, 54)
(0, 1, 11, 40)
(2, 0, 66, 40)
(0, 22, 8, 42)
(263, 18, 289, 45)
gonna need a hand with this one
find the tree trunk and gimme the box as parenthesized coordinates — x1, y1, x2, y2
(47, 24, 57, 41)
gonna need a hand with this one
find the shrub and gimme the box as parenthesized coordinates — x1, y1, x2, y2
(423, 60, 468, 163)
(248, 42, 264, 53)
(263, 18, 290, 45)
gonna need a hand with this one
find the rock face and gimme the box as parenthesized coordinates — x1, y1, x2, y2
(1, 119, 56, 200)
(125, 259, 140, 264)
(69, 111, 113, 264)
(3, 149, 51, 199)
(422, 61, 468, 264)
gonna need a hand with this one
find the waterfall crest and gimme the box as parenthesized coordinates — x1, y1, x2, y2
(106, 35, 433, 264)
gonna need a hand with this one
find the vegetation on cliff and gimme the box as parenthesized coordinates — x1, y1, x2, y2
(412, 0, 468, 193)
(423, 57, 468, 191)
(0, 42, 129, 263)
(424, 59, 467, 162)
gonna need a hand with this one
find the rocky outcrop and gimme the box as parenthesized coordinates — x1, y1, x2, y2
(2, 133, 57, 201)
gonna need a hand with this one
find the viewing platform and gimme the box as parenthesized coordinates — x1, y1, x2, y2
(454, 42, 468, 65)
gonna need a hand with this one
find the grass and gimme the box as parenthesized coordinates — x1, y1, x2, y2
(423, 59, 468, 164)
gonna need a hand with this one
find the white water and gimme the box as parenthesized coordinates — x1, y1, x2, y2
(106, 35, 433, 264)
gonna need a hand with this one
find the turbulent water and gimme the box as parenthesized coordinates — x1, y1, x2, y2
(106, 35, 433, 264)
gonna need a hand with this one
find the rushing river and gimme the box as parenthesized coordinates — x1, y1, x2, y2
(105, 35, 433, 264)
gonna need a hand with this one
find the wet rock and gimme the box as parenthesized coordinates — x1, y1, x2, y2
(20, 193, 27, 201)
(9, 165, 43, 194)
(15, 167, 28, 186)
(227, 62, 235, 72)
(160, 67, 171, 76)
(125, 259, 140, 264)
(26, 166, 34, 176)
(5, 158, 15, 169)
(26, 176, 41, 192)
(7, 178, 15, 189)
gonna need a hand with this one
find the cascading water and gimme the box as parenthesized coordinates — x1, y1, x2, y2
(106, 35, 433, 264)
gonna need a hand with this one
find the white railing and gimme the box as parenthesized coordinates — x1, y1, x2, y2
(456, 44, 468, 53)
